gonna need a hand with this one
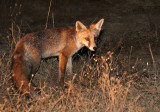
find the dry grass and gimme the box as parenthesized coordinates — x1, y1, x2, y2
(0, 0, 160, 112)
(0, 44, 159, 111)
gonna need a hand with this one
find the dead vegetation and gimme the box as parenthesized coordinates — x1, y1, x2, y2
(0, 48, 159, 111)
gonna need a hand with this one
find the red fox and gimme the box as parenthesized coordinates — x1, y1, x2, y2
(12, 18, 104, 95)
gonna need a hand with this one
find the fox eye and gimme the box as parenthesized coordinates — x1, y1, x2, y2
(85, 38, 90, 42)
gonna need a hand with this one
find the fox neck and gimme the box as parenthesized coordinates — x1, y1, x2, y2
(74, 35, 84, 53)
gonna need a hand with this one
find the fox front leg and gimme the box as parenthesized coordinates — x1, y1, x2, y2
(59, 53, 68, 89)
(66, 57, 72, 75)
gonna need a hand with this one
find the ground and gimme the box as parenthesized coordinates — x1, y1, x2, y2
(0, 0, 160, 111)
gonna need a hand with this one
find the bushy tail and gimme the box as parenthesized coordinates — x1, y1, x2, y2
(12, 49, 33, 94)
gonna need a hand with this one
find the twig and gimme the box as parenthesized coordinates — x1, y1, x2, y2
(45, 0, 53, 29)
(51, 94, 64, 111)
(52, 12, 54, 28)
(148, 43, 157, 79)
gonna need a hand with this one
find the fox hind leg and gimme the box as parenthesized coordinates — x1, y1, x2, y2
(27, 48, 41, 95)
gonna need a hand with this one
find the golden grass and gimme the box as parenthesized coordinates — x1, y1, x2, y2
(0, 45, 159, 111)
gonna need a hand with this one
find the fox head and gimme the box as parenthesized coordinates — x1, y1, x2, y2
(75, 18, 104, 51)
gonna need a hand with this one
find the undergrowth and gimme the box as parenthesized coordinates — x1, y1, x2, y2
(0, 46, 159, 111)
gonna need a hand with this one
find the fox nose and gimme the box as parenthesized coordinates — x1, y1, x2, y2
(93, 47, 97, 51)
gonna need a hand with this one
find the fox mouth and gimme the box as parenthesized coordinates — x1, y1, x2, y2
(89, 48, 95, 51)
(88, 46, 97, 51)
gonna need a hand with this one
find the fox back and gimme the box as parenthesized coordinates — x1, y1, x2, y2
(12, 18, 104, 95)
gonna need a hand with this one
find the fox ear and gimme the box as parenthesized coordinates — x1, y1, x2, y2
(94, 18, 104, 31)
(76, 21, 87, 32)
